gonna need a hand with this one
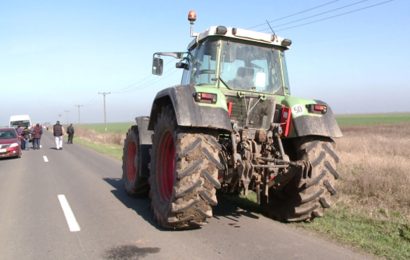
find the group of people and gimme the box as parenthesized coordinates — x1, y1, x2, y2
(16, 123, 43, 150)
(52, 121, 75, 150)
(15, 121, 75, 151)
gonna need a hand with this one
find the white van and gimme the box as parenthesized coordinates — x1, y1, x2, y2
(9, 115, 32, 129)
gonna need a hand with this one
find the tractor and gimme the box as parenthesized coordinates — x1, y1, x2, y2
(122, 11, 342, 229)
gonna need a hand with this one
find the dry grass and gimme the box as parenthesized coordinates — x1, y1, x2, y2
(75, 127, 124, 146)
(337, 123, 410, 220)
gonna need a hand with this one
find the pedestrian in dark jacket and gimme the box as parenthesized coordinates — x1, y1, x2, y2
(32, 123, 43, 149)
(53, 121, 64, 150)
(67, 124, 75, 144)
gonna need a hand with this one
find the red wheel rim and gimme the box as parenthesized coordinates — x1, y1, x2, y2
(126, 141, 137, 183)
(158, 131, 175, 201)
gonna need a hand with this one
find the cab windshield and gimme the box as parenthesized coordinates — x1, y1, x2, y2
(189, 39, 289, 94)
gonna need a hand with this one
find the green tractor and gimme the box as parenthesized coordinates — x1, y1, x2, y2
(122, 11, 342, 229)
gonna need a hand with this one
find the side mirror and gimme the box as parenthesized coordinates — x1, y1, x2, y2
(152, 57, 164, 75)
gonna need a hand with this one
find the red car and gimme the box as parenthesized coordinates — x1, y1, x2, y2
(0, 127, 22, 159)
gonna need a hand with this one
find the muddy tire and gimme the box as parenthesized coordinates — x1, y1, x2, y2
(149, 106, 222, 229)
(266, 137, 340, 222)
(122, 127, 149, 197)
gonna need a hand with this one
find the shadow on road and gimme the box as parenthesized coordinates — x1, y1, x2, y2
(103, 244, 160, 260)
(0, 156, 20, 161)
(212, 195, 261, 228)
(104, 177, 262, 231)
(103, 177, 159, 230)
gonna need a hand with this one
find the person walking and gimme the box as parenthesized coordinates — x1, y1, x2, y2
(32, 123, 43, 149)
(53, 121, 64, 150)
(67, 124, 75, 144)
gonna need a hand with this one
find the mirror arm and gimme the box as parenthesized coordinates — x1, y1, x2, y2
(154, 52, 185, 59)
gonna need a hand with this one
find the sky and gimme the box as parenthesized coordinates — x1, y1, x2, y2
(1, 0, 409, 125)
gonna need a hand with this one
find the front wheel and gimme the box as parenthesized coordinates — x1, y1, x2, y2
(122, 127, 149, 197)
(266, 137, 340, 222)
(149, 106, 223, 229)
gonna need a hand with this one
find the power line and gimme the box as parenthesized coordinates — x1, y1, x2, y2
(274, 0, 394, 32)
(112, 59, 176, 94)
(112, 60, 181, 94)
(112, 74, 155, 94)
(83, 95, 98, 106)
(257, 0, 372, 32)
(247, 0, 341, 30)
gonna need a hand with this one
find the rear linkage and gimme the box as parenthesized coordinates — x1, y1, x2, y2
(219, 115, 310, 203)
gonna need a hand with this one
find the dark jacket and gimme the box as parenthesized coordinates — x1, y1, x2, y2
(22, 128, 31, 139)
(33, 125, 43, 139)
(67, 125, 74, 135)
(53, 124, 63, 136)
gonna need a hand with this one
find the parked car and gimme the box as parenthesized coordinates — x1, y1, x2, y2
(0, 128, 22, 159)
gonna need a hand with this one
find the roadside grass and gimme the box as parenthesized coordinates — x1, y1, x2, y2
(74, 125, 127, 149)
(296, 206, 410, 260)
(224, 194, 410, 260)
(75, 137, 123, 161)
(73, 125, 126, 161)
(76, 113, 410, 259)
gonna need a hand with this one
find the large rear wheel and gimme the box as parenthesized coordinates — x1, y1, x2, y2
(149, 106, 222, 229)
(266, 137, 340, 222)
(122, 127, 149, 197)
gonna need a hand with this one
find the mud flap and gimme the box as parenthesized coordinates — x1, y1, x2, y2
(135, 117, 153, 178)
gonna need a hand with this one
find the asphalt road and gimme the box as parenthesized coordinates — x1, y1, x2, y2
(0, 132, 374, 260)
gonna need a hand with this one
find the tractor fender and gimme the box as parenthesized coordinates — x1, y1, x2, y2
(147, 85, 232, 132)
(133, 116, 152, 178)
(290, 101, 343, 138)
(135, 117, 152, 145)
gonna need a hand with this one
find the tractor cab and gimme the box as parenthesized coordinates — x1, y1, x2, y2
(183, 26, 292, 97)
(154, 25, 292, 97)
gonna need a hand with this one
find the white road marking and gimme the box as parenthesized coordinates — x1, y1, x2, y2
(57, 194, 81, 232)
(43, 156, 48, 162)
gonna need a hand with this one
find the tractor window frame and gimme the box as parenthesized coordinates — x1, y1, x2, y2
(187, 39, 219, 86)
(219, 39, 288, 95)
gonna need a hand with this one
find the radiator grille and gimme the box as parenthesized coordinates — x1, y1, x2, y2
(226, 96, 275, 129)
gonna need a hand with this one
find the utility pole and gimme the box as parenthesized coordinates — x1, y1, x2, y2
(98, 92, 111, 131)
(64, 110, 70, 125)
(75, 105, 83, 124)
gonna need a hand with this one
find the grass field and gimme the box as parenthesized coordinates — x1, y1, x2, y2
(336, 112, 410, 126)
(76, 113, 410, 259)
(78, 122, 133, 133)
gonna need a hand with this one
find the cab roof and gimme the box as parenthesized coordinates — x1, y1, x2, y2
(188, 26, 291, 50)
